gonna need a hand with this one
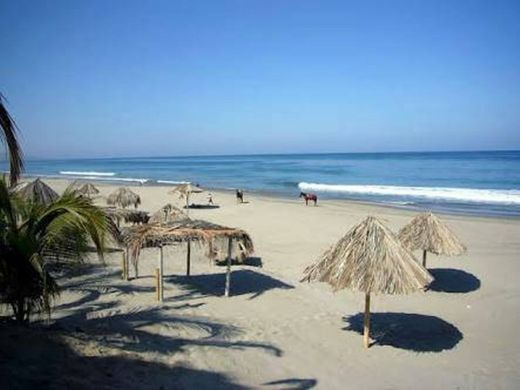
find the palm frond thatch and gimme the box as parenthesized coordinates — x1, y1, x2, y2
(15, 178, 58, 205)
(107, 187, 141, 209)
(75, 183, 100, 198)
(103, 207, 149, 225)
(123, 219, 253, 264)
(149, 203, 187, 224)
(302, 216, 433, 295)
(0, 95, 24, 186)
(168, 183, 203, 196)
(398, 212, 466, 257)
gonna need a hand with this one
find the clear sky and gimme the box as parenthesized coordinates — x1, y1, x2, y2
(1, 0, 519, 159)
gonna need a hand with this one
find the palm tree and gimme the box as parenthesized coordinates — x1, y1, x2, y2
(0, 94, 24, 186)
(0, 178, 114, 322)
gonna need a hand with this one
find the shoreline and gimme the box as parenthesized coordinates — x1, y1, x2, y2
(22, 174, 520, 221)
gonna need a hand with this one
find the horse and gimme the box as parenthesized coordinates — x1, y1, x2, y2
(299, 192, 318, 206)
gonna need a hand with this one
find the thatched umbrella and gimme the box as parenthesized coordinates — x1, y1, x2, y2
(149, 203, 188, 224)
(15, 178, 59, 204)
(398, 212, 466, 268)
(169, 183, 203, 211)
(76, 182, 100, 198)
(103, 207, 149, 227)
(302, 216, 433, 348)
(107, 187, 141, 209)
(123, 219, 254, 300)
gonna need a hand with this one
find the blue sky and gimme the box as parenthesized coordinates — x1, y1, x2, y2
(1, 0, 519, 159)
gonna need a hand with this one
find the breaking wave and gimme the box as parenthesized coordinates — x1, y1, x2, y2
(298, 182, 520, 205)
(60, 171, 116, 177)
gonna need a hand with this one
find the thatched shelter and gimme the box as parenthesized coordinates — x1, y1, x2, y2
(149, 203, 187, 224)
(398, 212, 466, 268)
(302, 216, 433, 348)
(169, 183, 203, 211)
(123, 219, 254, 300)
(75, 182, 100, 198)
(103, 207, 149, 227)
(107, 187, 141, 209)
(15, 178, 59, 204)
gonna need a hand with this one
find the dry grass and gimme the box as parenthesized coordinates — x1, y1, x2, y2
(107, 187, 141, 209)
(398, 212, 466, 256)
(302, 216, 433, 294)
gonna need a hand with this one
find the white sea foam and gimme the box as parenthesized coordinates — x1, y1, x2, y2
(156, 180, 189, 185)
(298, 182, 520, 205)
(60, 171, 116, 177)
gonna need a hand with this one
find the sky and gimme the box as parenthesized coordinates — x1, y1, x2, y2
(1, 0, 519, 159)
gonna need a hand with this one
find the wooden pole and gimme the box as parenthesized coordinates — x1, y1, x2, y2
(186, 241, 191, 276)
(121, 250, 126, 280)
(363, 293, 371, 349)
(155, 268, 160, 301)
(224, 237, 232, 297)
(158, 246, 164, 301)
(422, 250, 427, 268)
(186, 193, 190, 214)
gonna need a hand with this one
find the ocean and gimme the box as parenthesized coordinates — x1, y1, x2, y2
(4, 150, 520, 217)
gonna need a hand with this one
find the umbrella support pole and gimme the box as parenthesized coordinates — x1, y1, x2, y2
(225, 238, 232, 297)
(157, 246, 164, 302)
(422, 250, 427, 268)
(121, 250, 127, 280)
(155, 268, 160, 301)
(363, 293, 371, 349)
(186, 241, 191, 276)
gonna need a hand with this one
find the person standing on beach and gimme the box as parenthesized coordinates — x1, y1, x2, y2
(207, 192, 214, 205)
(236, 189, 244, 203)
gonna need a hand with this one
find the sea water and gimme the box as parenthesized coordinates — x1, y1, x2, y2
(4, 150, 520, 217)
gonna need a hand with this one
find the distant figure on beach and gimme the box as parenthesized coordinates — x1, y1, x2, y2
(299, 191, 318, 206)
(236, 189, 244, 203)
(207, 192, 214, 205)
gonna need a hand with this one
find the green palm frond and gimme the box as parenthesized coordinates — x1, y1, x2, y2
(0, 95, 24, 186)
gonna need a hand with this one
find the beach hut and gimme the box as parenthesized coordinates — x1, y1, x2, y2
(169, 183, 203, 211)
(398, 212, 466, 268)
(107, 187, 141, 209)
(75, 182, 100, 198)
(123, 219, 254, 300)
(302, 216, 433, 348)
(15, 178, 59, 204)
(149, 203, 188, 224)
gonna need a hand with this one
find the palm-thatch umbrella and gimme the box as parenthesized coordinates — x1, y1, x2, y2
(169, 183, 203, 211)
(15, 178, 59, 204)
(123, 219, 254, 300)
(107, 187, 141, 209)
(149, 203, 188, 224)
(76, 182, 100, 198)
(302, 216, 433, 348)
(398, 212, 466, 268)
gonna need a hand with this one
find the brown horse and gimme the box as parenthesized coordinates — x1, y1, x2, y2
(299, 192, 318, 206)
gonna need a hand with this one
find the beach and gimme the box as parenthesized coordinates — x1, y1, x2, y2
(3, 178, 520, 389)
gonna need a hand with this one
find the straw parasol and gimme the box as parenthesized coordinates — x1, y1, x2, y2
(398, 212, 466, 268)
(107, 187, 141, 209)
(123, 219, 254, 300)
(75, 182, 100, 198)
(149, 203, 188, 224)
(169, 183, 203, 211)
(302, 216, 433, 348)
(15, 178, 59, 204)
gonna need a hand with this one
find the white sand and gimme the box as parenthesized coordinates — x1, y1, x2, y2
(5, 179, 520, 389)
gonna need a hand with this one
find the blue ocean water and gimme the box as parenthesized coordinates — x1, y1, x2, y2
(4, 150, 520, 217)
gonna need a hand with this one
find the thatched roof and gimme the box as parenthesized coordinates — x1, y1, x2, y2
(75, 183, 99, 197)
(302, 216, 433, 294)
(398, 212, 466, 256)
(149, 203, 187, 224)
(123, 219, 254, 262)
(103, 207, 149, 225)
(15, 178, 59, 204)
(169, 183, 203, 196)
(107, 187, 141, 209)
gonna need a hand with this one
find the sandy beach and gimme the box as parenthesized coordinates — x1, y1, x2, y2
(3, 178, 520, 389)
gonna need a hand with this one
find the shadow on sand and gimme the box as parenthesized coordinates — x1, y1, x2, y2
(0, 322, 248, 389)
(165, 269, 294, 299)
(428, 268, 481, 293)
(264, 378, 318, 389)
(343, 312, 463, 352)
(185, 204, 220, 209)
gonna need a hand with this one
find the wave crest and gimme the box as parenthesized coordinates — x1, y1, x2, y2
(60, 171, 115, 177)
(298, 182, 520, 205)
